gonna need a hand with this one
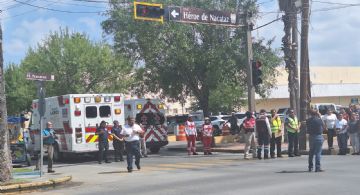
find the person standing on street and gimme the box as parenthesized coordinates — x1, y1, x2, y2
(120, 117, 143, 173)
(96, 121, 111, 164)
(322, 109, 337, 150)
(242, 111, 256, 159)
(348, 112, 360, 155)
(202, 117, 213, 155)
(185, 116, 198, 155)
(228, 112, 239, 135)
(255, 109, 272, 159)
(270, 109, 283, 158)
(111, 120, 124, 162)
(42, 121, 57, 173)
(306, 109, 325, 172)
(286, 109, 301, 157)
(335, 113, 348, 155)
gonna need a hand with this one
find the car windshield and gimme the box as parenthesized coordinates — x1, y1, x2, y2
(221, 116, 231, 121)
(235, 114, 245, 119)
(210, 117, 218, 121)
(277, 108, 287, 114)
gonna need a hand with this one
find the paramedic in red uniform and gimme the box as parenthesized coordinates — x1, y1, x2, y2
(202, 117, 213, 155)
(185, 116, 198, 155)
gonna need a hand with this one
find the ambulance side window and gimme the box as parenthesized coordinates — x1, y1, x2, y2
(99, 106, 111, 118)
(86, 106, 97, 118)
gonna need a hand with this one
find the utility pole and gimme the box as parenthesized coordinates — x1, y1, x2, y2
(280, 0, 299, 115)
(0, 22, 12, 182)
(299, 0, 311, 151)
(245, 12, 255, 112)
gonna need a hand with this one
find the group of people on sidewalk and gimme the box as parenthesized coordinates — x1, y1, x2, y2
(184, 106, 360, 172)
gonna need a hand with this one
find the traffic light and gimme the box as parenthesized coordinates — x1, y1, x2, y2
(134, 2, 164, 23)
(252, 60, 263, 87)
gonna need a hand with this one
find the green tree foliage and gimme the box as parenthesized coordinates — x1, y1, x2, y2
(102, 0, 281, 115)
(5, 64, 35, 115)
(5, 28, 132, 115)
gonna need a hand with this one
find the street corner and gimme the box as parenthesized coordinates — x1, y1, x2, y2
(0, 175, 72, 193)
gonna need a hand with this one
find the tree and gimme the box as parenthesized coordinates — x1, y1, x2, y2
(102, 0, 281, 115)
(5, 64, 35, 115)
(0, 23, 12, 183)
(20, 28, 132, 97)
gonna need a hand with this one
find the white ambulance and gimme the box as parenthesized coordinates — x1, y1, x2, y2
(124, 98, 168, 153)
(29, 94, 125, 161)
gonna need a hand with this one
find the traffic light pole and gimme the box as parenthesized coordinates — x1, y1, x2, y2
(245, 13, 255, 112)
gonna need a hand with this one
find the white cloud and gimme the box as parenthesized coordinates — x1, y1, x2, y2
(4, 39, 27, 54)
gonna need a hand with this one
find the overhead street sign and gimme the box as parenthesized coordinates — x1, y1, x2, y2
(26, 72, 55, 81)
(168, 6, 239, 27)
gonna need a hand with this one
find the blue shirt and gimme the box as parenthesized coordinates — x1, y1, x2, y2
(97, 127, 109, 143)
(111, 126, 122, 142)
(42, 128, 56, 145)
(306, 117, 324, 135)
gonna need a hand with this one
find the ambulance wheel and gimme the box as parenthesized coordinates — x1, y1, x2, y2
(150, 147, 160, 154)
(53, 144, 62, 162)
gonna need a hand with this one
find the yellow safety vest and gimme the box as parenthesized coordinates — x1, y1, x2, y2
(287, 117, 299, 133)
(271, 117, 282, 133)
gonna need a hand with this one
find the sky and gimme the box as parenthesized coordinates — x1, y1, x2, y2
(1, 0, 360, 67)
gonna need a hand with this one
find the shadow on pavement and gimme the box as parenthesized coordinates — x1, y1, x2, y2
(276, 170, 310, 174)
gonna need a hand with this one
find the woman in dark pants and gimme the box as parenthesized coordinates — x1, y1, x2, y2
(96, 121, 111, 164)
(306, 109, 325, 172)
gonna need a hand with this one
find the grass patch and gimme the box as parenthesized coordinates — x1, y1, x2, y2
(13, 168, 33, 173)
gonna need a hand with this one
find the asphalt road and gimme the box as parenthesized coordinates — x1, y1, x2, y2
(30, 150, 360, 195)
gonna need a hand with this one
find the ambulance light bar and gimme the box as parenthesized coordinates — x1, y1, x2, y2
(136, 104, 142, 110)
(84, 97, 91, 103)
(115, 109, 121, 115)
(114, 96, 121, 102)
(158, 104, 164, 109)
(95, 96, 102, 103)
(74, 97, 81, 103)
(64, 98, 70, 104)
(104, 96, 111, 102)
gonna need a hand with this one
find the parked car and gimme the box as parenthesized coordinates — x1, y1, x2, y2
(234, 112, 246, 127)
(210, 115, 231, 136)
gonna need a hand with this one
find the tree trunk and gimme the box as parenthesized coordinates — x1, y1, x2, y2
(0, 23, 12, 182)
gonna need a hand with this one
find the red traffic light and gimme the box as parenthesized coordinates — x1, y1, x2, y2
(134, 2, 164, 23)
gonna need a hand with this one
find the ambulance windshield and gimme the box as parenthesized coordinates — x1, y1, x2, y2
(136, 113, 165, 126)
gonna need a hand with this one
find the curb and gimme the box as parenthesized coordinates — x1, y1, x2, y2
(0, 176, 72, 193)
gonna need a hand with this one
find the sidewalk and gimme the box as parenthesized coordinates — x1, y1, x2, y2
(0, 168, 71, 193)
(166, 139, 343, 155)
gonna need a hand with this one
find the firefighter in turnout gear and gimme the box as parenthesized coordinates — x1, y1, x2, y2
(255, 109, 272, 159)
(185, 116, 198, 155)
(270, 109, 283, 158)
(202, 117, 213, 155)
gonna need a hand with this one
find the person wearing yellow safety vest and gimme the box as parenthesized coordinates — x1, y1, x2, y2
(270, 109, 283, 158)
(285, 109, 301, 157)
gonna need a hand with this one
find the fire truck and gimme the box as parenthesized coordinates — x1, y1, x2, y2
(124, 99, 168, 153)
(29, 94, 125, 161)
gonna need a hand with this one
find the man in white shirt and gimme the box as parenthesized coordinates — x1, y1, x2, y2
(322, 109, 337, 150)
(336, 113, 348, 155)
(120, 117, 144, 173)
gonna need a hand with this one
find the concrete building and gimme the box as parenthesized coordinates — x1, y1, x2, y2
(166, 66, 360, 114)
(256, 66, 360, 111)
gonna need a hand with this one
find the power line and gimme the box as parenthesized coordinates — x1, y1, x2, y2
(312, 0, 360, 6)
(13, 0, 106, 13)
(252, 17, 282, 31)
(38, 0, 106, 8)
